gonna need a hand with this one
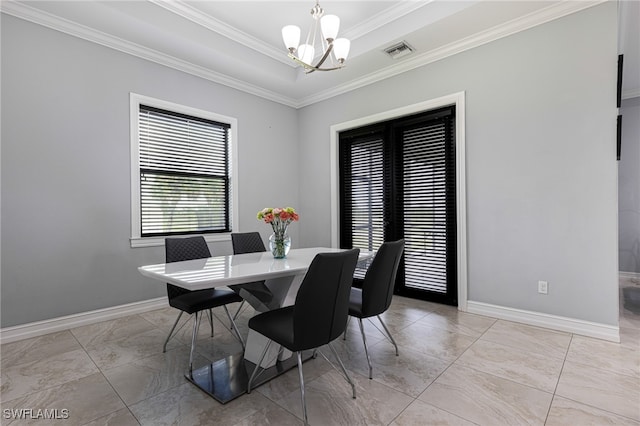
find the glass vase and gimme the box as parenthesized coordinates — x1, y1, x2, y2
(269, 233, 291, 259)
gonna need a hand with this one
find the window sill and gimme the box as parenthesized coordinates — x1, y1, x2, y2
(130, 233, 231, 248)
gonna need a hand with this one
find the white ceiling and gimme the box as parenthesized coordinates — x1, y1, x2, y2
(3, 0, 638, 108)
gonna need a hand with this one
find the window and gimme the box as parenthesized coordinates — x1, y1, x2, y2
(130, 94, 238, 247)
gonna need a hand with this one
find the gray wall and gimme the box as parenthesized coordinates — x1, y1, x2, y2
(1, 15, 299, 327)
(1, 3, 620, 329)
(297, 3, 619, 326)
(619, 96, 640, 273)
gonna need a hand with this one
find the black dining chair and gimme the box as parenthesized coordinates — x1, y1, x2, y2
(228, 232, 268, 317)
(247, 249, 360, 425)
(345, 239, 404, 379)
(231, 232, 266, 254)
(231, 232, 280, 312)
(163, 236, 245, 376)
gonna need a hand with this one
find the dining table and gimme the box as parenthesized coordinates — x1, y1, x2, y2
(138, 246, 374, 403)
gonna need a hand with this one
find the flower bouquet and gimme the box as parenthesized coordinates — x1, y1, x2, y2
(257, 207, 300, 258)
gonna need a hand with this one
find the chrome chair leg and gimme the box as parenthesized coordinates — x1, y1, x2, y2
(357, 318, 373, 379)
(377, 315, 398, 356)
(343, 316, 351, 340)
(163, 311, 184, 353)
(188, 312, 201, 378)
(231, 300, 246, 326)
(296, 351, 309, 425)
(208, 309, 214, 337)
(327, 342, 356, 399)
(247, 339, 272, 393)
(223, 305, 245, 349)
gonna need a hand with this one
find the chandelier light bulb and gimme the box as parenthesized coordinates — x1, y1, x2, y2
(282, 25, 301, 51)
(320, 14, 340, 41)
(298, 44, 315, 64)
(332, 38, 351, 62)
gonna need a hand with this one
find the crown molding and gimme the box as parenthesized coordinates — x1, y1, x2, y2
(149, 0, 294, 68)
(343, 0, 432, 41)
(2, 0, 609, 109)
(1, 0, 299, 108)
(296, 0, 608, 107)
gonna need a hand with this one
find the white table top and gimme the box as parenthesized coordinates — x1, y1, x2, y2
(139, 247, 373, 291)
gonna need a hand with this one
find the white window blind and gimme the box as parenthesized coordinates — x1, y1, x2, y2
(138, 105, 231, 237)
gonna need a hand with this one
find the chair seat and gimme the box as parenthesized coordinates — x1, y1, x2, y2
(348, 287, 364, 317)
(248, 306, 295, 350)
(169, 288, 242, 314)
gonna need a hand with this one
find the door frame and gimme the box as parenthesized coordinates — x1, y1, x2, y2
(329, 92, 468, 311)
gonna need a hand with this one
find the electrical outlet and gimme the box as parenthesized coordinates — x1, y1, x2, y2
(538, 281, 548, 294)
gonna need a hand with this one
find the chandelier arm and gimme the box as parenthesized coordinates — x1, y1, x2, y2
(288, 52, 343, 73)
(312, 43, 333, 69)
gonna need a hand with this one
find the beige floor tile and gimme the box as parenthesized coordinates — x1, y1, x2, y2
(1, 373, 125, 426)
(138, 306, 190, 330)
(254, 354, 333, 402)
(556, 360, 640, 421)
(275, 369, 413, 425)
(82, 408, 140, 426)
(102, 345, 210, 405)
(390, 296, 442, 313)
(418, 364, 552, 426)
(70, 315, 157, 348)
(1, 348, 99, 403)
(379, 305, 432, 333)
(331, 329, 385, 358)
(546, 395, 640, 426)
(620, 312, 640, 331)
(566, 335, 639, 378)
(456, 339, 564, 392)
(84, 328, 183, 370)
(391, 399, 476, 426)
(620, 326, 640, 349)
(416, 310, 496, 338)
(129, 381, 291, 426)
(394, 322, 476, 363)
(479, 320, 571, 360)
(0, 331, 83, 368)
(343, 316, 391, 343)
(228, 402, 302, 426)
(348, 343, 451, 398)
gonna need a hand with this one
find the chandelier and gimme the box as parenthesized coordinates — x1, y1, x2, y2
(281, 1, 351, 73)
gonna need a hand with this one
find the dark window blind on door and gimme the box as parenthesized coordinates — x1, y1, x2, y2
(339, 133, 386, 278)
(401, 118, 456, 294)
(138, 105, 231, 237)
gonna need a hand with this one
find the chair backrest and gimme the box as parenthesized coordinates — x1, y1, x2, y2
(361, 239, 405, 317)
(231, 232, 266, 254)
(293, 249, 360, 351)
(165, 236, 211, 300)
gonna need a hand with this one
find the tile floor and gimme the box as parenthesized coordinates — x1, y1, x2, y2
(1, 278, 639, 425)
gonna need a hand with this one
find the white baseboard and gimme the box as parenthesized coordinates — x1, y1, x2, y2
(620, 271, 640, 280)
(467, 301, 620, 342)
(0, 297, 168, 344)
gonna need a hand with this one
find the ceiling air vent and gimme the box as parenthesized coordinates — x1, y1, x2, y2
(383, 41, 415, 59)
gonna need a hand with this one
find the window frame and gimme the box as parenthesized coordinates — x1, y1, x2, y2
(129, 93, 239, 248)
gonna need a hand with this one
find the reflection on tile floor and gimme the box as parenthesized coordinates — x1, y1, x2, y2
(1, 278, 639, 425)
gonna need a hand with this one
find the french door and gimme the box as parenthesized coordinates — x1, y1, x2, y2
(339, 106, 457, 305)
